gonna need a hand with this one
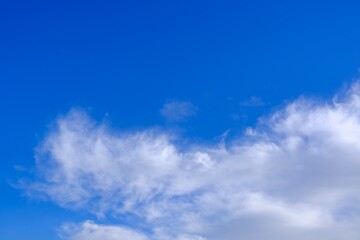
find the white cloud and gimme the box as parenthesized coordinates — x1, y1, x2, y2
(61, 221, 148, 240)
(26, 82, 360, 239)
(60, 221, 205, 240)
(160, 101, 197, 122)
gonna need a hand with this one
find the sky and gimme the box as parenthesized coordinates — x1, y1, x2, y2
(2, 0, 360, 239)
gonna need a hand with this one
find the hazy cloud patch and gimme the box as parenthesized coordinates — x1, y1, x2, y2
(240, 96, 265, 107)
(160, 101, 197, 122)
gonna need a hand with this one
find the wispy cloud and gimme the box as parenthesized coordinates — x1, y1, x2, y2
(60, 221, 148, 240)
(24, 82, 360, 239)
(160, 101, 197, 122)
(240, 96, 265, 107)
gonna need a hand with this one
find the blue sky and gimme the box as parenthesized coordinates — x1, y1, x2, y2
(2, 1, 360, 239)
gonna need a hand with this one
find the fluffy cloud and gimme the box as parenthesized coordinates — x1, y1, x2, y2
(28, 83, 360, 239)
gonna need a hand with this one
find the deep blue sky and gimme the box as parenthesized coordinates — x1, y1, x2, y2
(1, 0, 360, 239)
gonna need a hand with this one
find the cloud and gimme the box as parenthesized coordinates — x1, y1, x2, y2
(60, 221, 205, 240)
(25, 82, 360, 239)
(60, 221, 148, 240)
(160, 101, 197, 122)
(240, 96, 265, 107)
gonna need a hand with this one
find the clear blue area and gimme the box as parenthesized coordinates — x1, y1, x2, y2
(1, 0, 360, 239)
